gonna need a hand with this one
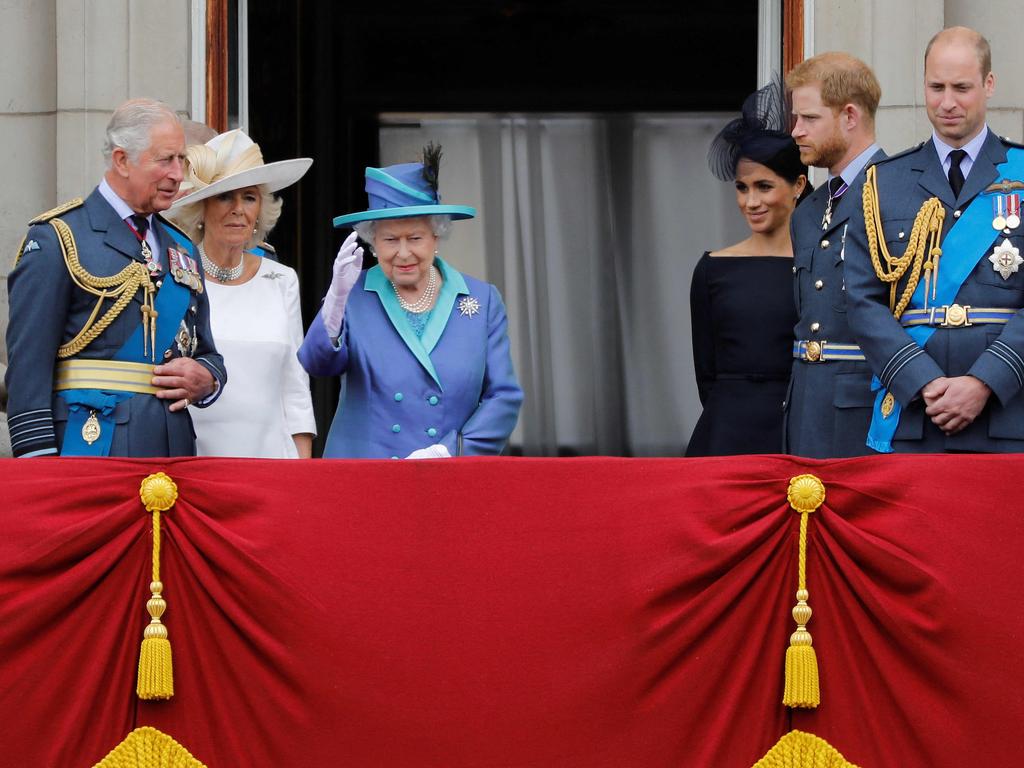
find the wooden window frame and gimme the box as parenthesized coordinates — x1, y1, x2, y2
(206, 0, 229, 132)
(783, 0, 804, 73)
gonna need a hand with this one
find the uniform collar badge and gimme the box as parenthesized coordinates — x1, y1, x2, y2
(989, 238, 1023, 280)
(458, 296, 481, 318)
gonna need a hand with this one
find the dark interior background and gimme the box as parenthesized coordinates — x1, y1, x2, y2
(247, 0, 759, 455)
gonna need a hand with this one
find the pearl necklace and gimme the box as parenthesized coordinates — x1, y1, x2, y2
(199, 242, 244, 283)
(392, 266, 439, 313)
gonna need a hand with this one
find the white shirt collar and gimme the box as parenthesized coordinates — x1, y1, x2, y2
(831, 143, 882, 188)
(98, 177, 152, 226)
(932, 126, 989, 168)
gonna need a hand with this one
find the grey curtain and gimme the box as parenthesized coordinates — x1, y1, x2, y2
(380, 114, 747, 456)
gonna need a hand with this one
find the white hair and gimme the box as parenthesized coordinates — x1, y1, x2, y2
(102, 99, 181, 167)
(352, 214, 453, 244)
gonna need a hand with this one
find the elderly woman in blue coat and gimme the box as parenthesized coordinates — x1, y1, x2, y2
(298, 146, 523, 458)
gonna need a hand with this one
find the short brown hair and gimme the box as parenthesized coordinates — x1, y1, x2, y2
(786, 52, 881, 123)
(924, 27, 991, 79)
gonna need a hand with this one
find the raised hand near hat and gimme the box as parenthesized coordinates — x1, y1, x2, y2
(405, 444, 452, 459)
(322, 231, 364, 339)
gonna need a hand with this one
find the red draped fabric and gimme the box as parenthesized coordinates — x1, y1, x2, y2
(1, 455, 1022, 767)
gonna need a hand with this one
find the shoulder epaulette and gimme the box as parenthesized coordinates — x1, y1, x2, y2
(29, 197, 84, 225)
(258, 240, 276, 255)
(873, 141, 928, 166)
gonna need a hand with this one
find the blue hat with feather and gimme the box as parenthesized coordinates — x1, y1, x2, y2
(333, 143, 476, 227)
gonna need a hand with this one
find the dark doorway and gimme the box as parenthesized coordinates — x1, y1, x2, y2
(248, 0, 758, 455)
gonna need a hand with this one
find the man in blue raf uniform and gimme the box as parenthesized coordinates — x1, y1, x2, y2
(784, 52, 886, 457)
(845, 27, 1024, 452)
(5, 99, 226, 457)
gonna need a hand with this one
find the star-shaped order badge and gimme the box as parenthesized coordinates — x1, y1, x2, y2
(989, 238, 1023, 280)
(458, 296, 481, 318)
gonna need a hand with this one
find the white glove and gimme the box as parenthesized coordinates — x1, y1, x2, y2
(405, 444, 452, 460)
(321, 231, 364, 338)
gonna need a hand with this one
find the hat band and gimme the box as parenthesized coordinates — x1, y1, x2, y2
(365, 167, 436, 205)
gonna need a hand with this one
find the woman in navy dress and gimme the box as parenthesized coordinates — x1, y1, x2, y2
(686, 81, 810, 456)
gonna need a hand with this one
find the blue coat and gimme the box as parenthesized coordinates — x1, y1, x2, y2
(785, 149, 886, 458)
(4, 188, 226, 457)
(298, 258, 523, 458)
(845, 132, 1024, 451)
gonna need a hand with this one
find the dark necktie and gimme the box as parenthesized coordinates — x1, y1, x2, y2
(128, 214, 157, 270)
(820, 176, 849, 230)
(129, 213, 149, 240)
(948, 149, 967, 199)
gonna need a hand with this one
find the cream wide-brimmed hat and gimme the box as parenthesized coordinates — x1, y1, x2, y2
(170, 128, 312, 210)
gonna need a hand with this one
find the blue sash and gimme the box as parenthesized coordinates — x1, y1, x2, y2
(867, 148, 1024, 452)
(61, 227, 194, 456)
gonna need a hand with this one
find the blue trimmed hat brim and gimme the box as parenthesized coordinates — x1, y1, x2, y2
(333, 204, 476, 228)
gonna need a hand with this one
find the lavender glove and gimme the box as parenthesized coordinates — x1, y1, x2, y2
(321, 231, 364, 338)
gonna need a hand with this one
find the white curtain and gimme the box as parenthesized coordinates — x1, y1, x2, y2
(380, 114, 746, 456)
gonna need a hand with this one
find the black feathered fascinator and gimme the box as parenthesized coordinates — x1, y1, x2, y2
(707, 75, 807, 184)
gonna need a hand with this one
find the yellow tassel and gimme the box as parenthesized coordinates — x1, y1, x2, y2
(783, 475, 826, 709)
(137, 473, 178, 701)
(136, 580, 174, 699)
(753, 729, 861, 767)
(92, 725, 209, 767)
(783, 589, 819, 708)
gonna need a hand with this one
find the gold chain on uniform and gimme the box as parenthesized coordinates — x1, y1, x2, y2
(862, 165, 946, 319)
(49, 218, 158, 360)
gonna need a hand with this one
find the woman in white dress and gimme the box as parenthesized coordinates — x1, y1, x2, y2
(168, 129, 316, 458)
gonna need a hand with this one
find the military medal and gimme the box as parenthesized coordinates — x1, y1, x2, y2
(168, 247, 203, 293)
(989, 238, 1023, 280)
(992, 195, 1007, 231)
(175, 320, 193, 357)
(82, 410, 101, 444)
(880, 392, 895, 419)
(1007, 194, 1021, 230)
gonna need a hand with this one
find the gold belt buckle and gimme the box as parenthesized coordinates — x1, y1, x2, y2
(805, 341, 823, 362)
(941, 303, 971, 328)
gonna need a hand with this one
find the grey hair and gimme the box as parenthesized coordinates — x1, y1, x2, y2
(166, 184, 282, 249)
(352, 214, 453, 244)
(102, 99, 181, 167)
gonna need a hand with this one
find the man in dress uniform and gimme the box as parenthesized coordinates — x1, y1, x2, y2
(784, 52, 885, 457)
(5, 98, 226, 457)
(845, 27, 1024, 452)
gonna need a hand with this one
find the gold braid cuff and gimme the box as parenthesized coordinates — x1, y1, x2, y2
(862, 165, 946, 319)
(49, 218, 157, 360)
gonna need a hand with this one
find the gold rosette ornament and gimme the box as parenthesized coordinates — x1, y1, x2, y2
(783, 474, 826, 708)
(136, 472, 179, 700)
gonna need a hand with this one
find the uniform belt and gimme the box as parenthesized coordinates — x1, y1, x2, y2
(792, 340, 865, 363)
(54, 359, 159, 395)
(899, 304, 1019, 329)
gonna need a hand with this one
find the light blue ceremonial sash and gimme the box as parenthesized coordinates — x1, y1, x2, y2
(867, 148, 1024, 452)
(61, 229, 194, 456)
